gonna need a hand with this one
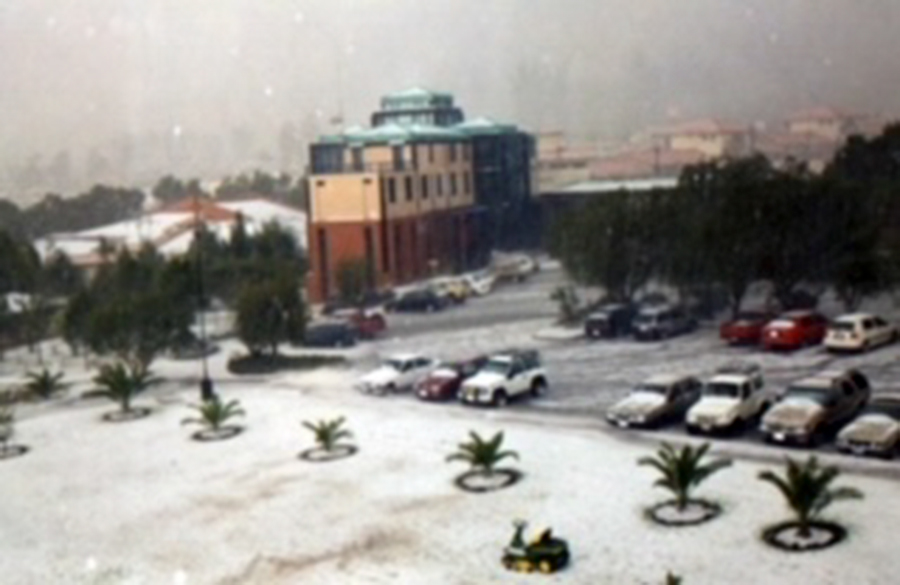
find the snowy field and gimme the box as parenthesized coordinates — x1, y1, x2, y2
(2, 355, 900, 584)
(4, 269, 900, 583)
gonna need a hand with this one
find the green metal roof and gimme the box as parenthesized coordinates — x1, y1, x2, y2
(320, 122, 467, 146)
(454, 116, 519, 136)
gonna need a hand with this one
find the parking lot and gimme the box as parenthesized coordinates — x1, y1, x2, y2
(357, 263, 900, 461)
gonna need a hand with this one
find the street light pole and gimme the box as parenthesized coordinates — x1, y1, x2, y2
(193, 193, 216, 402)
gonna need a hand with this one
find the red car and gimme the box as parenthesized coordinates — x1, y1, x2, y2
(761, 310, 828, 351)
(336, 309, 387, 339)
(719, 310, 776, 345)
(415, 357, 487, 401)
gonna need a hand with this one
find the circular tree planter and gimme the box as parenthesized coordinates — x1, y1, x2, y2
(646, 499, 722, 527)
(454, 469, 522, 493)
(299, 444, 358, 462)
(0, 445, 30, 460)
(191, 426, 244, 442)
(761, 520, 847, 552)
(101, 407, 152, 423)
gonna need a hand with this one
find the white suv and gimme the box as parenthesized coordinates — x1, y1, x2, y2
(824, 313, 897, 352)
(357, 354, 438, 395)
(686, 363, 776, 434)
(460, 350, 547, 407)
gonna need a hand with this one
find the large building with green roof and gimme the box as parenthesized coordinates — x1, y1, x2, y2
(306, 89, 535, 302)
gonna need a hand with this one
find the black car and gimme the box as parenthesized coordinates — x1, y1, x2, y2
(584, 303, 636, 338)
(303, 321, 358, 347)
(392, 288, 447, 312)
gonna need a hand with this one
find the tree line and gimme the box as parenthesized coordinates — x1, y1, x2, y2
(550, 124, 900, 316)
(1, 219, 307, 370)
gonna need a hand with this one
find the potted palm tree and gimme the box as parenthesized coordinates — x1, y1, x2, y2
(758, 456, 863, 551)
(638, 442, 732, 526)
(182, 397, 246, 441)
(0, 405, 28, 460)
(447, 430, 521, 492)
(299, 416, 357, 461)
(25, 368, 66, 400)
(94, 362, 157, 422)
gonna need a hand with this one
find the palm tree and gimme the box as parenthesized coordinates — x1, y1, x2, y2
(638, 442, 732, 511)
(758, 456, 863, 538)
(182, 397, 245, 433)
(446, 431, 519, 476)
(25, 368, 65, 400)
(302, 417, 353, 452)
(0, 406, 14, 455)
(94, 362, 157, 414)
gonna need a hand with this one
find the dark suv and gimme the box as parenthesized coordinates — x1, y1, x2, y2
(584, 303, 636, 339)
(392, 288, 447, 313)
(632, 305, 696, 341)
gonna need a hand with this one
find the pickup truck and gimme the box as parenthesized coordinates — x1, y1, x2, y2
(460, 350, 547, 407)
(686, 362, 776, 435)
(356, 353, 438, 396)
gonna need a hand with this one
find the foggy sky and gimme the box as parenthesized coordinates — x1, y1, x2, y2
(1, 0, 899, 198)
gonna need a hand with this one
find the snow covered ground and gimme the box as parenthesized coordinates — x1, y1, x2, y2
(3, 339, 900, 584)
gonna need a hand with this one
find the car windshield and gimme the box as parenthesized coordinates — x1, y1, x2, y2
(829, 321, 855, 331)
(633, 384, 668, 395)
(481, 359, 511, 375)
(634, 314, 655, 325)
(383, 359, 407, 371)
(861, 401, 900, 419)
(784, 386, 831, 404)
(704, 383, 740, 398)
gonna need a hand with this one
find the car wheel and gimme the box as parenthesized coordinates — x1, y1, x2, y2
(531, 379, 547, 397)
(493, 389, 509, 407)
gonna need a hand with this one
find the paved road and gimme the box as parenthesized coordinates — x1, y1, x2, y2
(385, 267, 562, 338)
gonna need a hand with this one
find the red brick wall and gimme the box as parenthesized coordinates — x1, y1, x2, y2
(307, 209, 472, 303)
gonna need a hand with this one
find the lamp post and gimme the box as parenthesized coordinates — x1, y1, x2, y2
(193, 193, 216, 402)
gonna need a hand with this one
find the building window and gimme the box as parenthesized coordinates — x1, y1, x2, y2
(405, 176, 414, 201)
(436, 174, 443, 196)
(363, 177, 372, 185)
(428, 144, 435, 163)
(463, 144, 470, 161)
(463, 172, 471, 194)
(421, 175, 429, 199)
(449, 143, 457, 162)
(387, 177, 397, 203)
(316, 180, 326, 187)
(351, 147, 364, 171)
(392, 145, 404, 171)
(364, 226, 375, 288)
(450, 173, 458, 196)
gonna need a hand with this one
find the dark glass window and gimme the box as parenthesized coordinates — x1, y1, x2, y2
(387, 177, 397, 203)
(405, 176, 414, 201)
(421, 175, 429, 199)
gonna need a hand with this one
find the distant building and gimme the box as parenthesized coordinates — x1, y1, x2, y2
(306, 88, 534, 303)
(533, 131, 597, 192)
(786, 106, 860, 142)
(653, 119, 752, 159)
(34, 197, 307, 279)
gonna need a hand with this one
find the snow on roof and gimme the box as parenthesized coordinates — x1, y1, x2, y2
(643, 373, 690, 386)
(654, 118, 748, 136)
(788, 106, 854, 122)
(542, 176, 678, 196)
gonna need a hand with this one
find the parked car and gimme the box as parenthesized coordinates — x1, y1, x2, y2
(686, 362, 774, 435)
(632, 305, 696, 341)
(334, 309, 387, 339)
(824, 313, 898, 353)
(760, 369, 871, 446)
(462, 270, 496, 296)
(761, 310, 828, 351)
(460, 349, 547, 406)
(836, 393, 900, 459)
(392, 288, 448, 312)
(356, 353, 439, 395)
(430, 276, 470, 304)
(605, 374, 702, 428)
(491, 253, 537, 283)
(584, 303, 636, 339)
(719, 310, 776, 345)
(303, 320, 359, 348)
(415, 356, 488, 401)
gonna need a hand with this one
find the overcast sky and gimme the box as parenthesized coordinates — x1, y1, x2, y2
(1, 0, 898, 182)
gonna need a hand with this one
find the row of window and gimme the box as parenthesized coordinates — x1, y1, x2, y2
(384, 172, 472, 204)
